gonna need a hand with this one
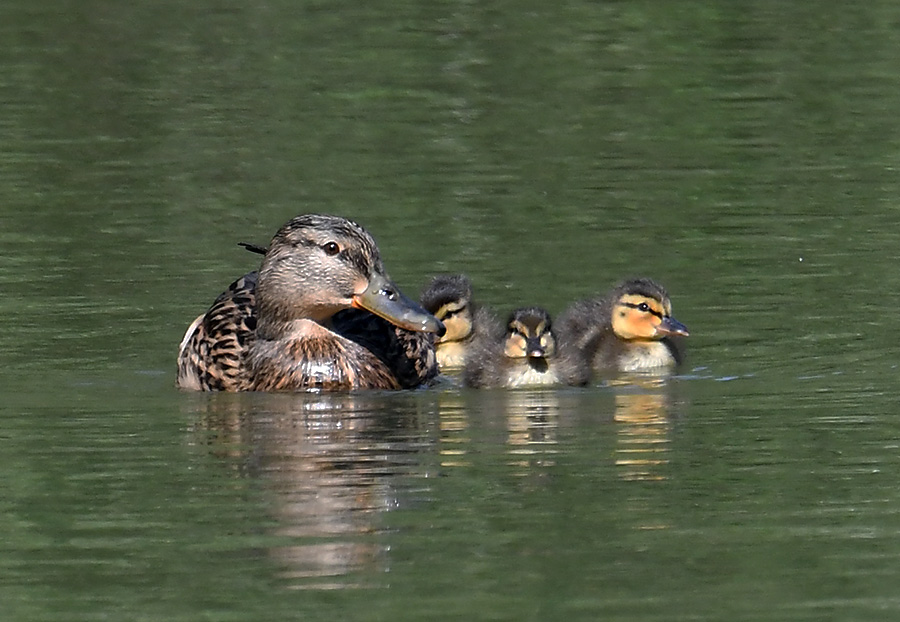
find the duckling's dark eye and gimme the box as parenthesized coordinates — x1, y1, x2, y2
(322, 242, 340, 256)
(637, 302, 650, 312)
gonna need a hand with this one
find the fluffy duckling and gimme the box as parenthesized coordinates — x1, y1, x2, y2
(556, 278, 688, 373)
(176, 214, 445, 392)
(419, 274, 499, 370)
(464, 307, 590, 388)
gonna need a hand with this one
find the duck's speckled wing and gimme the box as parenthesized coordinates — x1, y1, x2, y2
(176, 272, 258, 391)
(331, 309, 439, 389)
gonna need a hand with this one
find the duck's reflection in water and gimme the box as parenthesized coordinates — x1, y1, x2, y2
(188, 392, 434, 590)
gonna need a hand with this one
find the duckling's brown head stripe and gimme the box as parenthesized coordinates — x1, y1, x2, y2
(507, 307, 552, 337)
(615, 278, 672, 309)
(420, 274, 473, 314)
(619, 278, 669, 300)
(621, 301, 663, 319)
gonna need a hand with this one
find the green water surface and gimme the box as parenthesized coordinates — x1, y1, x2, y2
(2, 2, 900, 620)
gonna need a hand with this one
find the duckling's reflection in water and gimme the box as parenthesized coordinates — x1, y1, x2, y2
(505, 389, 560, 473)
(436, 387, 471, 468)
(610, 375, 680, 483)
(188, 392, 433, 590)
(435, 384, 562, 477)
(434, 378, 679, 481)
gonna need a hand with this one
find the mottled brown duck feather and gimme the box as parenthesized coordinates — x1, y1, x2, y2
(176, 214, 441, 392)
(177, 272, 258, 391)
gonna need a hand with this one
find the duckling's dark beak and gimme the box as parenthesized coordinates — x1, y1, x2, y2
(352, 273, 446, 336)
(525, 337, 546, 359)
(657, 316, 689, 337)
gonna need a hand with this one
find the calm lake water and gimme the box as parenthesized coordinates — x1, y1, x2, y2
(3, 1, 900, 620)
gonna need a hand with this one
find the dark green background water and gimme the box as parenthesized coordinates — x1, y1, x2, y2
(3, 1, 900, 620)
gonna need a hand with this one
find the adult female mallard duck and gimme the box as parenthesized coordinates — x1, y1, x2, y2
(556, 278, 689, 374)
(419, 274, 501, 370)
(464, 307, 590, 388)
(176, 214, 445, 392)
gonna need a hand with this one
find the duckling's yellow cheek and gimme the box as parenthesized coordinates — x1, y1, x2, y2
(625, 313, 659, 340)
(613, 308, 659, 340)
(644, 315, 663, 339)
(540, 334, 556, 357)
(441, 314, 472, 343)
(612, 308, 638, 340)
(504, 334, 527, 359)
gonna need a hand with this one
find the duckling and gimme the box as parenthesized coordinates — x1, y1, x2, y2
(464, 307, 590, 388)
(176, 214, 445, 392)
(556, 278, 689, 374)
(419, 274, 500, 370)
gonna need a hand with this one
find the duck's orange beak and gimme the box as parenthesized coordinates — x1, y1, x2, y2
(352, 273, 446, 336)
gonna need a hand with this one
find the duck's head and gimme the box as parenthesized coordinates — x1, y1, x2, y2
(610, 278, 689, 341)
(420, 274, 474, 344)
(504, 307, 556, 360)
(255, 214, 444, 336)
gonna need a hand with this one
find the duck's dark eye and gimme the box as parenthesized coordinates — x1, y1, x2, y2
(322, 242, 340, 256)
(637, 302, 650, 312)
